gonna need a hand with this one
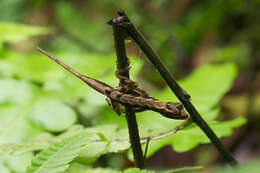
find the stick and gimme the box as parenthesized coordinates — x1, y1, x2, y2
(109, 18, 145, 169)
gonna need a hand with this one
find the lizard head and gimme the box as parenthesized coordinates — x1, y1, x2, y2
(164, 102, 188, 120)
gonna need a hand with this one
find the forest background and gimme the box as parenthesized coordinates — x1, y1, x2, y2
(0, 0, 259, 172)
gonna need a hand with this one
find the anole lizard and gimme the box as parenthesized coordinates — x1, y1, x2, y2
(37, 47, 188, 120)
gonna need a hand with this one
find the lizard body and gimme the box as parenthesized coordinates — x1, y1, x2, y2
(37, 47, 188, 120)
(109, 90, 186, 119)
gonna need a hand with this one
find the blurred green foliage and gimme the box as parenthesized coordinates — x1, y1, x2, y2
(211, 159, 260, 173)
(0, 22, 51, 49)
(0, 0, 258, 172)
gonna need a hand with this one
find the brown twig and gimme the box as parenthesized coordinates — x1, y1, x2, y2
(108, 17, 145, 169)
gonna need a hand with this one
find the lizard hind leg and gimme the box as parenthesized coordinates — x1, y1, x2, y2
(105, 98, 122, 115)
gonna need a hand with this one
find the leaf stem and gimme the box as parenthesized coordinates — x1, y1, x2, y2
(117, 10, 238, 166)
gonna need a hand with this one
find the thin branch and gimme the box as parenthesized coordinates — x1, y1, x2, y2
(117, 10, 238, 166)
(143, 137, 150, 162)
(109, 18, 145, 169)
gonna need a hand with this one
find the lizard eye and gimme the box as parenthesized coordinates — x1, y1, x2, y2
(166, 102, 183, 111)
(105, 89, 111, 94)
(166, 102, 175, 110)
(176, 103, 183, 111)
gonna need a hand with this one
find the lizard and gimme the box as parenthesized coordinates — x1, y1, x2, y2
(37, 47, 188, 120)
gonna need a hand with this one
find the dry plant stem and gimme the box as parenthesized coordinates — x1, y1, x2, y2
(117, 11, 238, 166)
(110, 21, 145, 169)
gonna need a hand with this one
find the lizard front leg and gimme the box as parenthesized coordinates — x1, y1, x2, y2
(115, 68, 149, 97)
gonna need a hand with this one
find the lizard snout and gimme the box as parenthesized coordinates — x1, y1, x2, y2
(166, 102, 188, 119)
(175, 103, 183, 111)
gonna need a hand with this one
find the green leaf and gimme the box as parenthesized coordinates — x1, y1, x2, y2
(0, 125, 111, 165)
(2, 152, 33, 173)
(162, 166, 203, 173)
(180, 63, 237, 115)
(0, 163, 10, 173)
(0, 124, 127, 164)
(154, 63, 237, 117)
(27, 132, 95, 173)
(0, 79, 78, 147)
(0, 22, 51, 48)
(131, 116, 245, 159)
(66, 163, 118, 173)
(0, 79, 37, 104)
(0, 141, 49, 155)
(66, 165, 202, 173)
(66, 164, 155, 173)
(151, 117, 246, 153)
(125, 40, 132, 44)
(57, 125, 85, 140)
(29, 99, 77, 132)
(75, 140, 109, 165)
(0, 126, 85, 156)
(0, 80, 42, 146)
(0, 104, 39, 145)
(76, 125, 119, 164)
(123, 168, 154, 173)
(211, 158, 260, 173)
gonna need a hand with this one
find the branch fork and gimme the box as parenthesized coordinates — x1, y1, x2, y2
(111, 10, 238, 166)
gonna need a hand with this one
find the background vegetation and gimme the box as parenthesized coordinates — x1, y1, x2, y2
(0, 0, 259, 172)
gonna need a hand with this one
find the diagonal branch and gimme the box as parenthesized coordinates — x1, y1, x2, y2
(116, 10, 238, 166)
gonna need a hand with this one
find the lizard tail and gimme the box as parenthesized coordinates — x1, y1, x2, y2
(37, 47, 85, 80)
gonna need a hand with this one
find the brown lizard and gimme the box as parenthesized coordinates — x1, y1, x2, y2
(37, 47, 188, 120)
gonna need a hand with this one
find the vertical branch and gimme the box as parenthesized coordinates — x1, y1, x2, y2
(108, 18, 145, 169)
(117, 10, 238, 166)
